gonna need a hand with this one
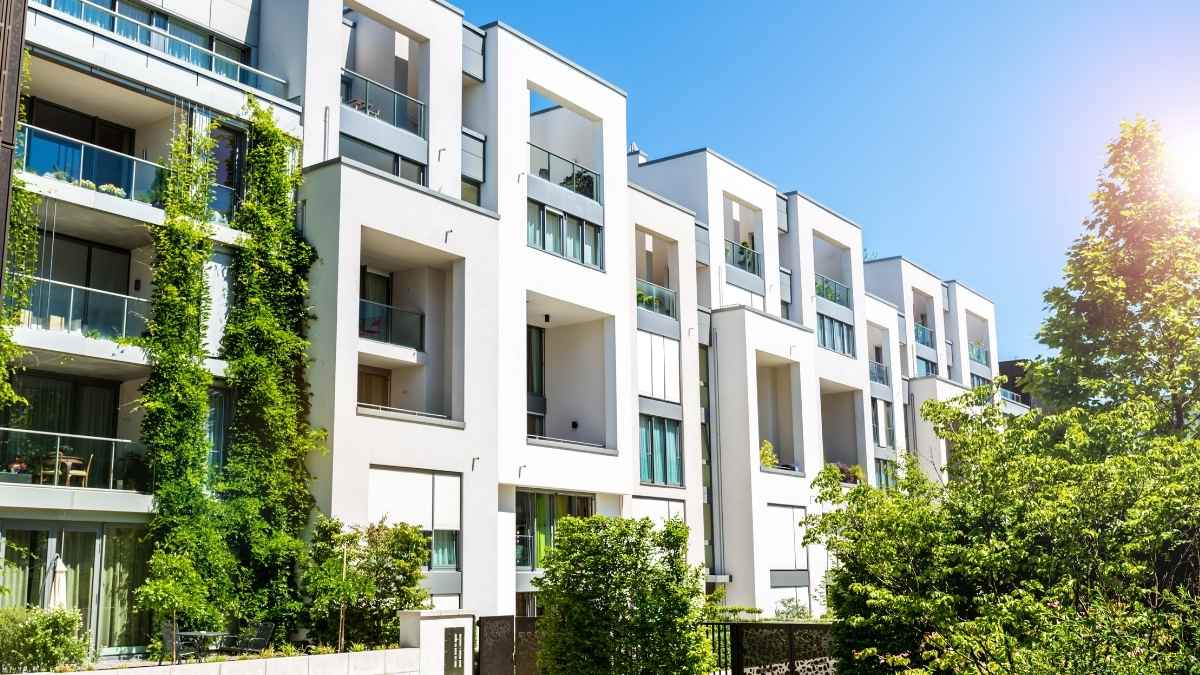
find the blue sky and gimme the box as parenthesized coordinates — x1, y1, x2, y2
(456, 0, 1200, 359)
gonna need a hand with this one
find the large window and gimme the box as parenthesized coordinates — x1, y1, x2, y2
(526, 325, 544, 398)
(875, 459, 898, 490)
(917, 357, 939, 377)
(206, 387, 231, 481)
(636, 331, 681, 404)
(630, 497, 685, 526)
(526, 200, 603, 269)
(340, 134, 426, 186)
(515, 491, 594, 569)
(970, 374, 991, 389)
(367, 468, 461, 570)
(817, 314, 855, 356)
(871, 398, 895, 448)
(639, 414, 683, 487)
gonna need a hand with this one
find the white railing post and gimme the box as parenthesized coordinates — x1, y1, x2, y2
(53, 436, 62, 486)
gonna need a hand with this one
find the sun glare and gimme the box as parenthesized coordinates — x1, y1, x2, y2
(1166, 132, 1200, 204)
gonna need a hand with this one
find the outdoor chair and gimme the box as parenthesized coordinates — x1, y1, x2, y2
(66, 453, 92, 487)
(159, 621, 197, 664)
(221, 621, 274, 656)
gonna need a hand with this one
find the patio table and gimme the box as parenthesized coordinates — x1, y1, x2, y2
(178, 631, 231, 659)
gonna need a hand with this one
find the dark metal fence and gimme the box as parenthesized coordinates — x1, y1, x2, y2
(479, 617, 834, 674)
(703, 622, 835, 675)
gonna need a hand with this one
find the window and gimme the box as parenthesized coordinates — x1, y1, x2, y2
(871, 398, 895, 448)
(630, 497, 685, 527)
(461, 178, 481, 206)
(817, 314, 855, 356)
(526, 326, 544, 397)
(917, 357, 939, 377)
(971, 374, 991, 389)
(358, 366, 390, 407)
(871, 397, 881, 446)
(516, 592, 542, 617)
(781, 300, 790, 320)
(875, 459, 898, 490)
(884, 401, 895, 447)
(340, 134, 425, 185)
(526, 413, 545, 436)
(698, 345, 710, 409)
(639, 415, 683, 487)
(636, 331, 681, 403)
(526, 200, 603, 269)
(515, 491, 594, 569)
(206, 388, 231, 481)
(763, 504, 807, 572)
(367, 468, 461, 571)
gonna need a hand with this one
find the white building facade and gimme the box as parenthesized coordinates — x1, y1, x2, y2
(0, 0, 1029, 654)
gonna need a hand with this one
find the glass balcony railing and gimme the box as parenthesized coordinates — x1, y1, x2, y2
(869, 361, 889, 386)
(528, 143, 601, 203)
(1000, 388, 1025, 404)
(815, 273, 852, 308)
(14, 275, 149, 341)
(358, 299, 424, 350)
(340, 68, 425, 138)
(969, 342, 990, 365)
(635, 278, 677, 319)
(0, 427, 150, 492)
(17, 124, 237, 223)
(34, 0, 287, 98)
(724, 240, 762, 277)
(914, 323, 935, 348)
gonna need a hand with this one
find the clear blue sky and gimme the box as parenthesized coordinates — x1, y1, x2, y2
(456, 0, 1200, 359)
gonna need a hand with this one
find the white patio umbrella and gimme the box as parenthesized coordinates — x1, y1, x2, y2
(45, 556, 69, 609)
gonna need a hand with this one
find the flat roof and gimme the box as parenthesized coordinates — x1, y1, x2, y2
(635, 147, 777, 191)
(477, 21, 627, 97)
(628, 182, 697, 217)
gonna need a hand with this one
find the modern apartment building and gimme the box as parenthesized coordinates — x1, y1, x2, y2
(0, 0, 1028, 655)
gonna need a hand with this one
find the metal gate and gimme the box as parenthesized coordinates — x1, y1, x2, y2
(477, 616, 539, 675)
(703, 622, 835, 675)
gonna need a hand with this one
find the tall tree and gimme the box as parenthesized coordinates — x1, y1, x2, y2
(1025, 117, 1200, 434)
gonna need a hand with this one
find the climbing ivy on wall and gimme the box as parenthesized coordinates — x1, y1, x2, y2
(0, 52, 44, 410)
(218, 99, 321, 636)
(140, 117, 237, 628)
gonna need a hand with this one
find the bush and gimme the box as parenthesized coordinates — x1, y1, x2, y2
(0, 606, 88, 673)
(303, 515, 428, 649)
(535, 516, 713, 675)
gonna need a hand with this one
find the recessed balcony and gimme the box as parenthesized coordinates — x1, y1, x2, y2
(869, 361, 889, 386)
(359, 299, 424, 351)
(0, 427, 149, 492)
(341, 68, 426, 139)
(914, 322, 935, 348)
(17, 275, 148, 342)
(815, 273, 852, 309)
(635, 278, 677, 319)
(724, 239, 762, 277)
(528, 143, 601, 203)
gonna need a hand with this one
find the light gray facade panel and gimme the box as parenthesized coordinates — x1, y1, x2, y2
(636, 307, 681, 339)
(527, 175, 604, 225)
(340, 106, 429, 165)
(724, 264, 765, 296)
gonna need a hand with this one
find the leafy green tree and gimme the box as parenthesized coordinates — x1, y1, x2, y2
(140, 118, 236, 629)
(219, 99, 322, 638)
(535, 516, 713, 675)
(805, 382, 1200, 674)
(303, 516, 428, 649)
(1025, 117, 1200, 434)
(134, 551, 211, 661)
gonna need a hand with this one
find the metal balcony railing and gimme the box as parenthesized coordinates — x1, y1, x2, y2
(969, 342, 990, 365)
(914, 322, 935, 348)
(1000, 388, 1025, 404)
(528, 143, 601, 203)
(36, 0, 287, 98)
(0, 426, 150, 492)
(635, 278, 677, 319)
(723, 240, 762, 276)
(17, 123, 237, 223)
(869, 361, 889, 386)
(341, 68, 426, 138)
(358, 299, 424, 350)
(815, 273, 852, 308)
(14, 275, 148, 341)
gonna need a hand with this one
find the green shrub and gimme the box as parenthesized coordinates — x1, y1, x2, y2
(0, 607, 88, 673)
(303, 515, 428, 649)
(535, 516, 713, 675)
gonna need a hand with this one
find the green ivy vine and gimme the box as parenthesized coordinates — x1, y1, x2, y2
(139, 117, 236, 629)
(0, 52, 44, 410)
(218, 99, 321, 637)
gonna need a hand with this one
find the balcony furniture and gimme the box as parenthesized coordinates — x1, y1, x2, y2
(159, 622, 198, 665)
(65, 454, 92, 487)
(178, 631, 231, 660)
(221, 622, 274, 656)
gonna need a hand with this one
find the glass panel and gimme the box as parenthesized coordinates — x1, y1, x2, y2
(526, 414, 544, 436)
(526, 326, 544, 396)
(544, 211, 563, 255)
(639, 415, 652, 483)
(514, 492, 533, 568)
(0, 529, 48, 608)
(526, 201, 543, 248)
(362, 271, 390, 304)
(564, 215, 582, 262)
(461, 179, 480, 206)
(211, 126, 241, 189)
(206, 389, 227, 480)
(651, 417, 666, 485)
(97, 526, 150, 652)
(400, 158, 425, 186)
(357, 369, 390, 407)
(431, 531, 458, 570)
(60, 530, 97, 634)
(665, 419, 681, 486)
(340, 134, 396, 174)
(529, 145, 550, 182)
(25, 128, 82, 184)
(534, 493, 552, 568)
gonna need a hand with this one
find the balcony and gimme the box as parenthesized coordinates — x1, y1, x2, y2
(724, 240, 762, 277)
(0, 427, 149, 492)
(969, 342, 990, 365)
(359, 299, 424, 351)
(34, 0, 286, 99)
(635, 279, 677, 319)
(341, 68, 425, 139)
(16, 123, 236, 223)
(17, 276, 148, 341)
(528, 143, 600, 203)
(869, 361, 889, 386)
(815, 273, 852, 309)
(1000, 388, 1024, 404)
(914, 323, 935, 348)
